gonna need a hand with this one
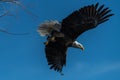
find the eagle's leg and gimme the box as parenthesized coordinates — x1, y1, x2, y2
(44, 36, 56, 45)
(50, 36, 56, 42)
(44, 31, 64, 45)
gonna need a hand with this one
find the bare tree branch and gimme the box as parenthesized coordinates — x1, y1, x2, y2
(0, 0, 39, 19)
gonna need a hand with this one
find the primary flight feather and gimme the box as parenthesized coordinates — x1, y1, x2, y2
(37, 3, 114, 74)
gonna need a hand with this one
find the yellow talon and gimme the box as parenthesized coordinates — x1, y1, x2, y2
(44, 37, 56, 45)
(44, 41, 49, 45)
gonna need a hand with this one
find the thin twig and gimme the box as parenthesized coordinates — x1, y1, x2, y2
(0, 0, 39, 19)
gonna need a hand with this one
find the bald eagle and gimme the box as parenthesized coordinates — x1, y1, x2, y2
(37, 3, 113, 74)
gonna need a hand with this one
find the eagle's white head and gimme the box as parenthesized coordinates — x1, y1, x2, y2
(72, 41, 84, 50)
(37, 20, 61, 36)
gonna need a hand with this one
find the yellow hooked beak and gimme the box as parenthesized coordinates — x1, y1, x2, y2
(79, 43, 84, 51)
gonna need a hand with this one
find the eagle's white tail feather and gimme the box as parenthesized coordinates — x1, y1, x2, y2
(37, 25, 50, 36)
(37, 29, 50, 36)
(37, 20, 60, 36)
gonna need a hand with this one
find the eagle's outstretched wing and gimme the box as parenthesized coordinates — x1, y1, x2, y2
(61, 3, 114, 40)
(45, 38, 67, 72)
(44, 3, 114, 73)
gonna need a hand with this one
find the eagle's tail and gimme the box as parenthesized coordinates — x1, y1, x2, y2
(37, 20, 60, 36)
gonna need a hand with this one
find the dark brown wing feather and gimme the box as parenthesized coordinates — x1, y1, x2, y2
(61, 3, 114, 40)
(45, 38, 67, 72)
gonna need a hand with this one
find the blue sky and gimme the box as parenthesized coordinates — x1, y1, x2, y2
(0, 0, 120, 80)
